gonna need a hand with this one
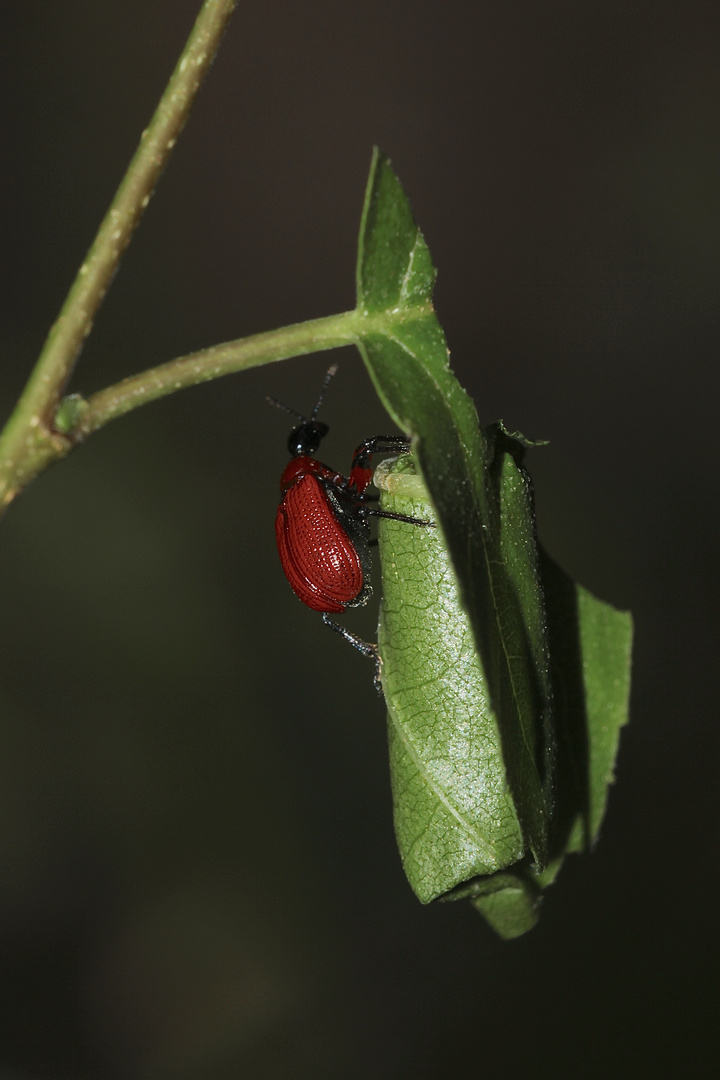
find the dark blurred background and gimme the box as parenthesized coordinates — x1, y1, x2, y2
(1, 1, 718, 1076)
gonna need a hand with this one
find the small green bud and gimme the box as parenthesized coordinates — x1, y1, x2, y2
(54, 394, 89, 435)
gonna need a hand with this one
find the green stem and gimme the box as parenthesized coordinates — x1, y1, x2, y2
(0, 305, 384, 515)
(71, 310, 365, 440)
(0, 0, 238, 510)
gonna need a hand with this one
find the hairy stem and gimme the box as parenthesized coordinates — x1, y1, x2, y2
(71, 311, 364, 440)
(0, 0, 238, 510)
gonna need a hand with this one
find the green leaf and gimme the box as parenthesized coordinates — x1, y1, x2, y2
(355, 149, 632, 937)
(375, 457, 633, 938)
(375, 457, 525, 904)
(356, 151, 552, 871)
(465, 872, 542, 940)
(540, 553, 633, 857)
(356, 149, 436, 312)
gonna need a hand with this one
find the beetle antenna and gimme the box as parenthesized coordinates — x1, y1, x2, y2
(265, 395, 307, 422)
(310, 363, 339, 420)
(266, 364, 338, 424)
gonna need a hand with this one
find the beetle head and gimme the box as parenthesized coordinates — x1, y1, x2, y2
(287, 420, 329, 457)
(268, 363, 338, 458)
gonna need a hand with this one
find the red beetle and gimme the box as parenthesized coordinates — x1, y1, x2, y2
(269, 365, 433, 657)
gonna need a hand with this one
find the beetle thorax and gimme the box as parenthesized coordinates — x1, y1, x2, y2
(279, 455, 345, 495)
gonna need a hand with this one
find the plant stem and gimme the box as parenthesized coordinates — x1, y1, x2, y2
(72, 311, 365, 440)
(0, 304, 389, 515)
(0, 0, 238, 510)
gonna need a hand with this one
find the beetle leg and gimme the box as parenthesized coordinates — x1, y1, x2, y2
(349, 436, 412, 492)
(352, 435, 413, 464)
(321, 613, 383, 693)
(363, 507, 436, 527)
(321, 612, 377, 657)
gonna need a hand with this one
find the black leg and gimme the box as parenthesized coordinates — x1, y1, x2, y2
(364, 507, 435, 527)
(321, 613, 383, 694)
(351, 436, 412, 472)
